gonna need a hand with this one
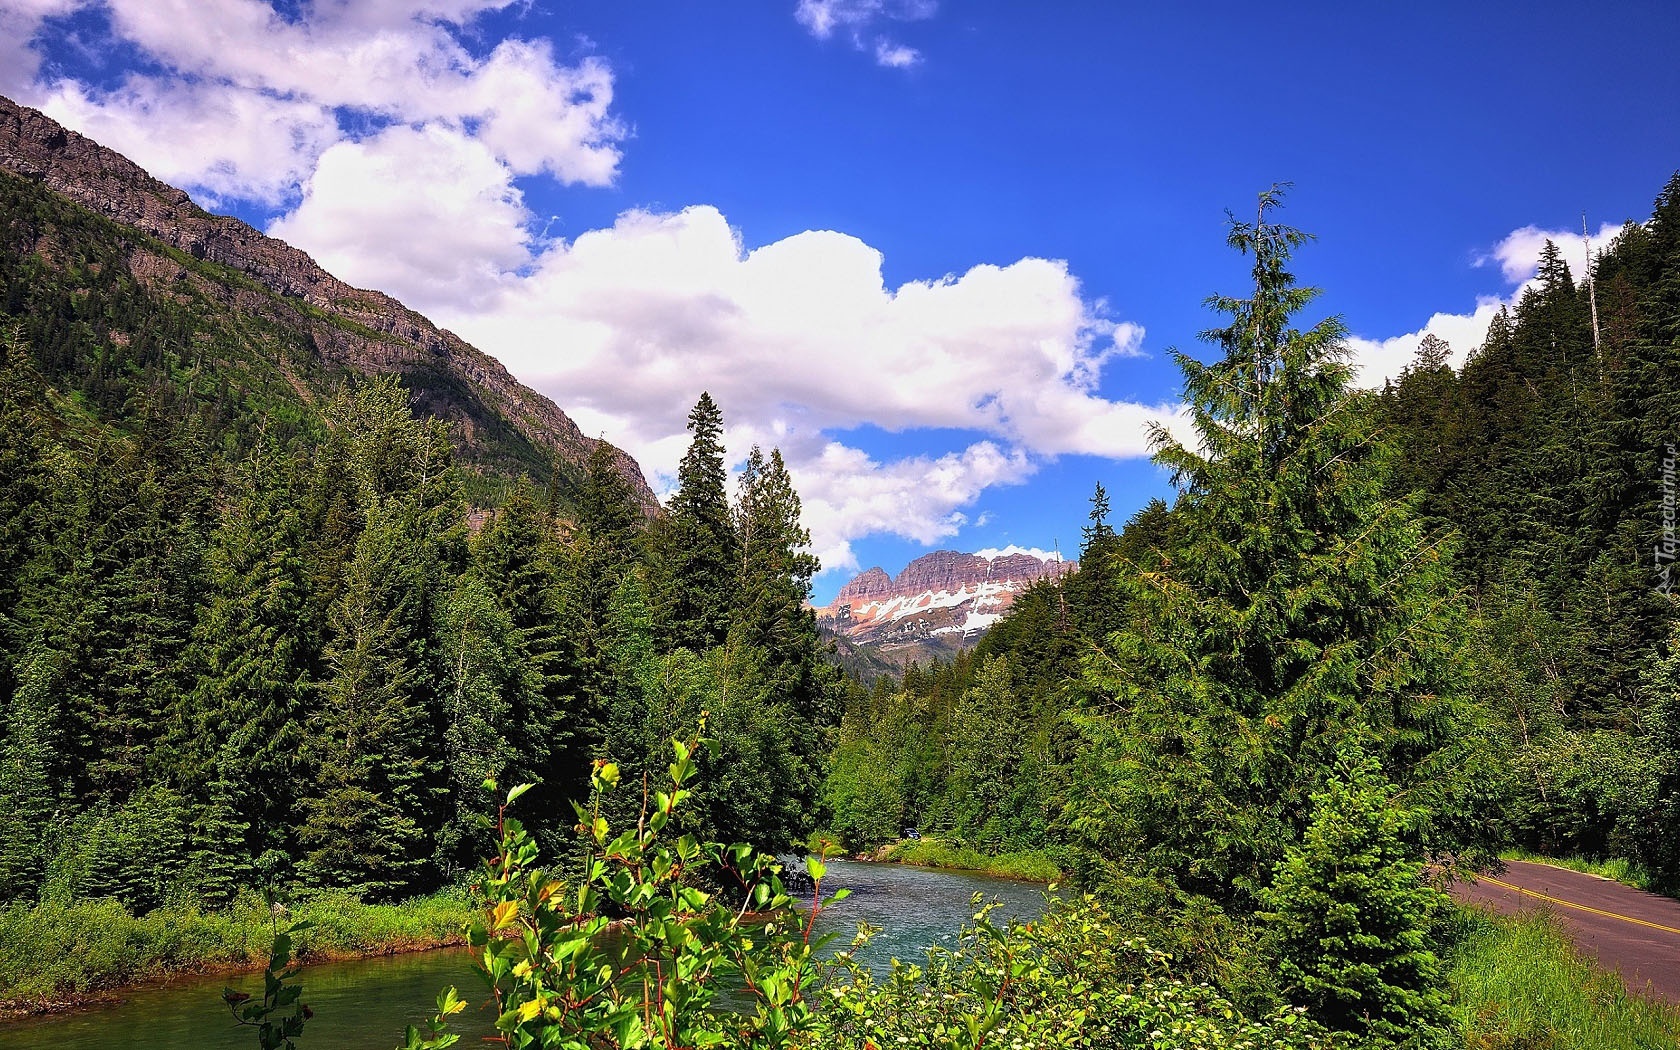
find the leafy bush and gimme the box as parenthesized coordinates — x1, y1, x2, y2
(417, 734, 1335, 1050)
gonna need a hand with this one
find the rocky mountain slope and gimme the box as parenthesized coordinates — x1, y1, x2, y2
(0, 94, 655, 512)
(816, 548, 1074, 660)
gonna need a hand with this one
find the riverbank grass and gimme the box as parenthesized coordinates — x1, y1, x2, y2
(1450, 909, 1680, 1049)
(875, 837, 1061, 882)
(0, 889, 471, 1017)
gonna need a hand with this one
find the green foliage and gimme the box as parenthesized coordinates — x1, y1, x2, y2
(0, 889, 470, 1011)
(438, 740, 843, 1049)
(222, 917, 315, 1050)
(1448, 909, 1680, 1050)
(875, 838, 1062, 883)
(1260, 750, 1451, 1046)
(1067, 188, 1476, 913)
(431, 744, 1324, 1050)
(646, 392, 740, 653)
(821, 897, 1332, 1050)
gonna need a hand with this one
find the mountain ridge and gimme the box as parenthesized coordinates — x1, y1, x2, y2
(817, 547, 1075, 661)
(0, 94, 656, 512)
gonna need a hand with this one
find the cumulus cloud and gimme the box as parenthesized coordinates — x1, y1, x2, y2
(7, 0, 1168, 573)
(404, 204, 1174, 572)
(796, 440, 1035, 573)
(9, 0, 624, 206)
(1348, 220, 1627, 387)
(37, 76, 337, 204)
(0, 0, 79, 91)
(268, 125, 534, 309)
(1478, 221, 1623, 286)
(794, 0, 935, 68)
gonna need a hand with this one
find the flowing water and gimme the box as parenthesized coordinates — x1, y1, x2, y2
(0, 861, 1047, 1049)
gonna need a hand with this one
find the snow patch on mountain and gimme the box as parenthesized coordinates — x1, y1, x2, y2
(816, 547, 1075, 653)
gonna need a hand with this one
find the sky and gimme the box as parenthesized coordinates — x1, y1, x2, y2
(4, 1, 1678, 604)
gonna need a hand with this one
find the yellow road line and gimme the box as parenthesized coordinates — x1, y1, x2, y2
(1479, 876, 1680, 937)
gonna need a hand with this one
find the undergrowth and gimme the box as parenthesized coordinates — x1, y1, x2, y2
(1449, 908, 1680, 1050)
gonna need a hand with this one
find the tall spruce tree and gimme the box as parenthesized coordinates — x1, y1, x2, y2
(170, 448, 313, 852)
(1069, 189, 1475, 909)
(295, 379, 458, 897)
(646, 393, 739, 653)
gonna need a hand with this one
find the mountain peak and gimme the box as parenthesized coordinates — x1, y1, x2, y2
(817, 547, 1075, 659)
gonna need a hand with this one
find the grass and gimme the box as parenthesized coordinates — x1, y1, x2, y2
(0, 889, 473, 1017)
(874, 837, 1063, 882)
(1449, 908, 1680, 1049)
(1500, 850, 1664, 895)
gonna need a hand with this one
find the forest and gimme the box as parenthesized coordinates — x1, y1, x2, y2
(3, 169, 1680, 1048)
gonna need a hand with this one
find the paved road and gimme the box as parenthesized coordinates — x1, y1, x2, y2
(1452, 860, 1680, 1005)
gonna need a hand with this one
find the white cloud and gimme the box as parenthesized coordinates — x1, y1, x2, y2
(1478, 221, 1622, 286)
(395, 204, 1173, 572)
(10, 0, 624, 205)
(1349, 220, 1627, 388)
(873, 39, 921, 68)
(1346, 298, 1509, 387)
(37, 76, 337, 205)
(795, 440, 1036, 574)
(268, 125, 533, 309)
(794, 0, 935, 68)
(6, 0, 1165, 572)
(974, 544, 1062, 562)
(0, 0, 78, 92)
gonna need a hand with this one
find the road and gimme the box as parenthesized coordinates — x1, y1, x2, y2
(1452, 859, 1680, 1005)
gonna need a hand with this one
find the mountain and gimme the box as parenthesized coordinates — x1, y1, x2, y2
(815, 547, 1075, 665)
(0, 94, 655, 512)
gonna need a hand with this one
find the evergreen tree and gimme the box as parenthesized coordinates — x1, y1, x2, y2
(470, 480, 587, 823)
(0, 324, 47, 706)
(944, 656, 1032, 850)
(0, 649, 63, 899)
(171, 448, 312, 851)
(434, 571, 522, 875)
(646, 393, 739, 653)
(727, 445, 836, 845)
(295, 378, 459, 897)
(1260, 750, 1451, 1046)
(189, 747, 253, 908)
(1069, 188, 1474, 907)
(297, 512, 445, 898)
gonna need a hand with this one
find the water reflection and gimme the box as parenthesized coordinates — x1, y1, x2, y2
(0, 860, 1048, 1049)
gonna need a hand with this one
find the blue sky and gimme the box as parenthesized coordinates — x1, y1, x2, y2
(4, 0, 1678, 603)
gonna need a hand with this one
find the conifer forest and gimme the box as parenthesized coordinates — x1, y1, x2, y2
(6, 148, 1680, 1048)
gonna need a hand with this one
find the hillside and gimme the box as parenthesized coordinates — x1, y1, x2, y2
(0, 94, 654, 511)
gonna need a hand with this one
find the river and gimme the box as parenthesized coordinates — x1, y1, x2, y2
(0, 861, 1048, 1049)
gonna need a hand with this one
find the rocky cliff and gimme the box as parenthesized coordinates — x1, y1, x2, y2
(817, 547, 1074, 657)
(0, 94, 656, 512)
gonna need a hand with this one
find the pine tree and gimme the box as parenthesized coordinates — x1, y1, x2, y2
(0, 324, 47, 706)
(171, 448, 312, 850)
(189, 749, 252, 908)
(470, 480, 583, 817)
(1071, 188, 1474, 907)
(646, 393, 739, 653)
(728, 446, 835, 844)
(0, 649, 63, 899)
(297, 513, 444, 898)
(1260, 750, 1451, 1046)
(944, 655, 1029, 851)
(295, 378, 460, 898)
(434, 571, 521, 873)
